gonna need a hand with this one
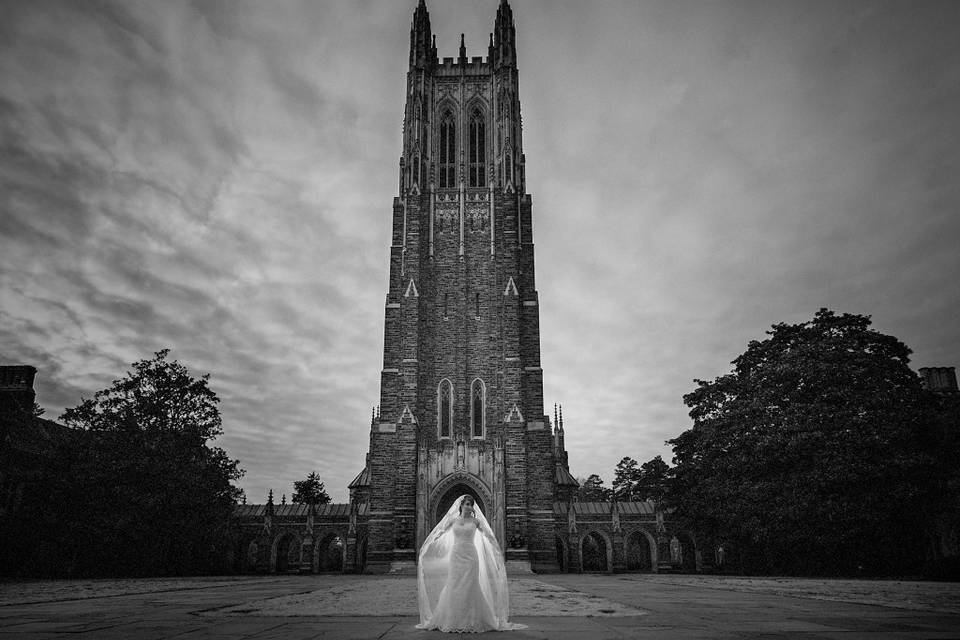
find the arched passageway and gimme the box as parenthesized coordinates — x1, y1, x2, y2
(625, 531, 654, 572)
(273, 534, 300, 573)
(581, 532, 609, 572)
(315, 533, 345, 573)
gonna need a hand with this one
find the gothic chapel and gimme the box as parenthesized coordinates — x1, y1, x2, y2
(235, 0, 694, 577)
(355, 0, 577, 573)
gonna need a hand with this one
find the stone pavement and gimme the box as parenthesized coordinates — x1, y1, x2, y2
(1, 574, 959, 639)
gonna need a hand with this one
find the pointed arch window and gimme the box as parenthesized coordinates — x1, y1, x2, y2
(468, 108, 486, 187)
(470, 378, 485, 438)
(438, 110, 456, 188)
(438, 379, 453, 438)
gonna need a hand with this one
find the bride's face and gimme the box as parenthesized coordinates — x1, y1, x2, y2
(460, 497, 475, 517)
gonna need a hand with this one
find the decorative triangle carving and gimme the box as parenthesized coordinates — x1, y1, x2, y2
(398, 404, 418, 424)
(503, 276, 518, 297)
(405, 278, 420, 298)
(504, 403, 524, 423)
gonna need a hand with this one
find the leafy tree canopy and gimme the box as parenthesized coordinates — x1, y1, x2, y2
(612, 457, 639, 500)
(613, 455, 671, 502)
(8, 350, 244, 578)
(576, 474, 612, 502)
(636, 456, 671, 504)
(668, 309, 937, 575)
(292, 471, 331, 505)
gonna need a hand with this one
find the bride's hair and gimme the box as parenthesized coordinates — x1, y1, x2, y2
(459, 495, 475, 514)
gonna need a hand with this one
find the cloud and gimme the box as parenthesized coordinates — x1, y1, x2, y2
(2, 0, 959, 502)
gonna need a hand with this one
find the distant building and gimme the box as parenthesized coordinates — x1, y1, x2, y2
(0, 366, 74, 519)
(919, 366, 958, 393)
(919, 366, 960, 572)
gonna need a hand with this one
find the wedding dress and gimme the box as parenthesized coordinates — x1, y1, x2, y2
(415, 495, 525, 632)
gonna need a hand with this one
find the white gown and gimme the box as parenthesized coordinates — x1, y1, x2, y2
(416, 496, 525, 632)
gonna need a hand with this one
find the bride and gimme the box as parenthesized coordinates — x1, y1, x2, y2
(416, 495, 525, 632)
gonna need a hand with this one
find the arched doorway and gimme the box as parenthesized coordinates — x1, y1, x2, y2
(625, 530, 653, 572)
(315, 532, 345, 573)
(273, 533, 300, 573)
(581, 531, 609, 572)
(434, 483, 486, 526)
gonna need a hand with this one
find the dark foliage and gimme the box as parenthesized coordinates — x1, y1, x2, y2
(292, 471, 331, 505)
(576, 474, 612, 501)
(667, 309, 941, 576)
(612, 457, 639, 501)
(613, 455, 671, 503)
(636, 456, 671, 504)
(4, 350, 244, 578)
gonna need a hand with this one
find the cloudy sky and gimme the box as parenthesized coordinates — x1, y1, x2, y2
(2, 0, 959, 503)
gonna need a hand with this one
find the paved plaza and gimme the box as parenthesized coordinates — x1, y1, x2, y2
(1, 574, 959, 639)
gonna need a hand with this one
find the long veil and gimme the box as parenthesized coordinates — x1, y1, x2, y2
(416, 495, 521, 630)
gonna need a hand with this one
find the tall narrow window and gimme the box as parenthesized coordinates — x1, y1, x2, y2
(443, 293, 449, 319)
(471, 379, 485, 438)
(439, 111, 456, 188)
(415, 102, 426, 154)
(475, 293, 480, 319)
(469, 108, 486, 187)
(438, 379, 453, 438)
(421, 108, 428, 155)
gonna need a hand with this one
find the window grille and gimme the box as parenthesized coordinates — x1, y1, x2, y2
(439, 111, 456, 188)
(469, 108, 486, 187)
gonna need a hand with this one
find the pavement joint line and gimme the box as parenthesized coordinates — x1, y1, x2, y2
(241, 620, 289, 639)
(189, 588, 322, 618)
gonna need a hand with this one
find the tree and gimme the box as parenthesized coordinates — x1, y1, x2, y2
(612, 457, 640, 500)
(635, 456, 671, 504)
(576, 474, 612, 502)
(668, 309, 937, 576)
(292, 471, 331, 505)
(11, 350, 244, 577)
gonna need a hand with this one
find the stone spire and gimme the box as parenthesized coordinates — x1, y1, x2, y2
(409, 0, 434, 70)
(458, 33, 467, 65)
(494, 0, 517, 69)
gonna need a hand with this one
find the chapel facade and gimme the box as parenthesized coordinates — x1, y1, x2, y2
(352, 0, 576, 573)
(233, 0, 706, 576)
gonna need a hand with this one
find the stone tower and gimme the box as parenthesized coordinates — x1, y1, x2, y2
(355, 0, 572, 573)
